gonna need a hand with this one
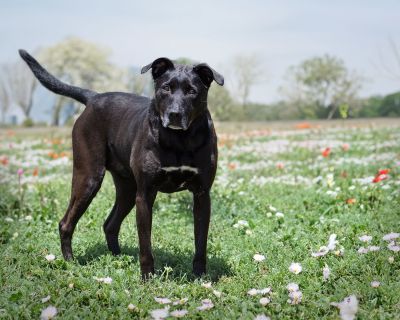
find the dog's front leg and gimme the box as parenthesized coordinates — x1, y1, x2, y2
(135, 190, 156, 280)
(192, 190, 211, 277)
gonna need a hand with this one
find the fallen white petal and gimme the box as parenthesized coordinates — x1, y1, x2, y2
(150, 307, 169, 320)
(213, 290, 222, 298)
(201, 282, 212, 289)
(331, 295, 358, 320)
(286, 283, 299, 292)
(289, 262, 302, 274)
(370, 281, 380, 288)
(254, 314, 271, 320)
(45, 254, 55, 262)
(323, 264, 330, 281)
(383, 233, 400, 241)
(154, 297, 172, 304)
(40, 306, 57, 320)
(259, 297, 270, 306)
(253, 254, 266, 262)
(41, 295, 51, 303)
(196, 299, 214, 311)
(248, 288, 259, 296)
(170, 309, 188, 318)
(358, 235, 372, 242)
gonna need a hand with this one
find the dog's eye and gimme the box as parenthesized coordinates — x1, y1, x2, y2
(162, 85, 170, 92)
(188, 88, 197, 95)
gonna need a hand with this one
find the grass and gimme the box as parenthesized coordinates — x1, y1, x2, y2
(0, 120, 399, 319)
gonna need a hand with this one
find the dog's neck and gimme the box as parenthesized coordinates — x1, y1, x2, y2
(148, 101, 211, 152)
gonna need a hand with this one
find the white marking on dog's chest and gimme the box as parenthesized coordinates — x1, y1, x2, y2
(161, 166, 199, 174)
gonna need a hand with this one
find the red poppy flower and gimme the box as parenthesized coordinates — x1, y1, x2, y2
(346, 198, 356, 204)
(322, 148, 331, 158)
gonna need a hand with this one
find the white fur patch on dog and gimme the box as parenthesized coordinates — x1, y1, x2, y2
(161, 166, 199, 174)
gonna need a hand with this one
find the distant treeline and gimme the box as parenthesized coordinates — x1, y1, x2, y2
(209, 89, 400, 121)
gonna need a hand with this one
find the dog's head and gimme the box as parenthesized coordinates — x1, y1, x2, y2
(141, 58, 224, 130)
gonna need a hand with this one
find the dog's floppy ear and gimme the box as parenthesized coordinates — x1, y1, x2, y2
(193, 63, 224, 87)
(141, 57, 175, 80)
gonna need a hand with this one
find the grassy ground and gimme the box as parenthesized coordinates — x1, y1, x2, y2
(0, 120, 399, 319)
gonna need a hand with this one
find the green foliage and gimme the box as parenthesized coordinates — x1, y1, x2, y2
(21, 117, 34, 127)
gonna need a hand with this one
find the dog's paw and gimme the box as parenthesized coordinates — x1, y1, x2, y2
(193, 263, 206, 277)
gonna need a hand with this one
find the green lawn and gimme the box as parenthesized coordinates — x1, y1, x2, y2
(0, 121, 399, 319)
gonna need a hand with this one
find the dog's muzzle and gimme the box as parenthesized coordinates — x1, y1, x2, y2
(161, 112, 189, 130)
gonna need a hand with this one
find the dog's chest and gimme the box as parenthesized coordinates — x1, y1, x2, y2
(154, 151, 200, 193)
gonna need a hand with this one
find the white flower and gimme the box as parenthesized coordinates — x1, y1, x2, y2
(254, 314, 271, 320)
(287, 290, 302, 304)
(154, 297, 172, 304)
(383, 233, 399, 241)
(150, 307, 169, 320)
(312, 246, 329, 257)
(5, 217, 13, 222)
(275, 212, 284, 218)
(233, 220, 249, 228)
(269, 205, 277, 212)
(128, 304, 137, 311)
(213, 290, 222, 298)
(388, 243, 400, 252)
(357, 247, 369, 254)
(289, 262, 302, 274)
(259, 287, 271, 295)
(253, 254, 266, 262)
(102, 277, 112, 284)
(170, 309, 188, 318)
(41, 295, 51, 303)
(370, 281, 380, 288)
(201, 282, 212, 289)
(172, 298, 188, 305)
(327, 234, 338, 251)
(323, 265, 330, 281)
(331, 295, 359, 320)
(245, 229, 253, 235)
(196, 299, 214, 311)
(348, 185, 356, 190)
(388, 256, 395, 263)
(68, 283, 74, 289)
(259, 297, 270, 306)
(40, 306, 57, 320)
(94, 276, 112, 284)
(367, 246, 380, 252)
(358, 235, 372, 242)
(45, 254, 55, 261)
(248, 288, 259, 296)
(25, 215, 33, 221)
(287, 283, 299, 292)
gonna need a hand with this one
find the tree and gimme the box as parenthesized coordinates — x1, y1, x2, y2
(6, 60, 37, 120)
(0, 65, 11, 123)
(208, 85, 236, 121)
(39, 37, 128, 125)
(231, 54, 264, 108)
(281, 55, 362, 119)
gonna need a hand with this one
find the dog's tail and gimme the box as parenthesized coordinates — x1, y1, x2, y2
(18, 49, 96, 105)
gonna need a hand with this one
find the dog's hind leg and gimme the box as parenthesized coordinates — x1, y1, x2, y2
(59, 167, 105, 260)
(59, 112, 106, 260)
(103, 173, 137, 255)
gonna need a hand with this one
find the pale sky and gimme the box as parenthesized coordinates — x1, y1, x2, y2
(1, 0, 400, 103)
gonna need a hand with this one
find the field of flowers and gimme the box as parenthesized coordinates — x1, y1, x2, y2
(0, 121, 399, 319)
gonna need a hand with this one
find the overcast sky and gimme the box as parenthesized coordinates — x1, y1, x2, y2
(1, 0, 399, 103)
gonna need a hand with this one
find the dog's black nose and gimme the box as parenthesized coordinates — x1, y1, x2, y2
(168, 112, 182, 125)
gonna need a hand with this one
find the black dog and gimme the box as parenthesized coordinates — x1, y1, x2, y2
(19, 50, 224, 279)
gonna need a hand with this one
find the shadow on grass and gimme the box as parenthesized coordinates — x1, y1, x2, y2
(77, 243, 233, 282)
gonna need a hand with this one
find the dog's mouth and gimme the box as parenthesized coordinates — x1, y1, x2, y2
(161, 114, 189, 131)
(167, 125, 184, 130)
